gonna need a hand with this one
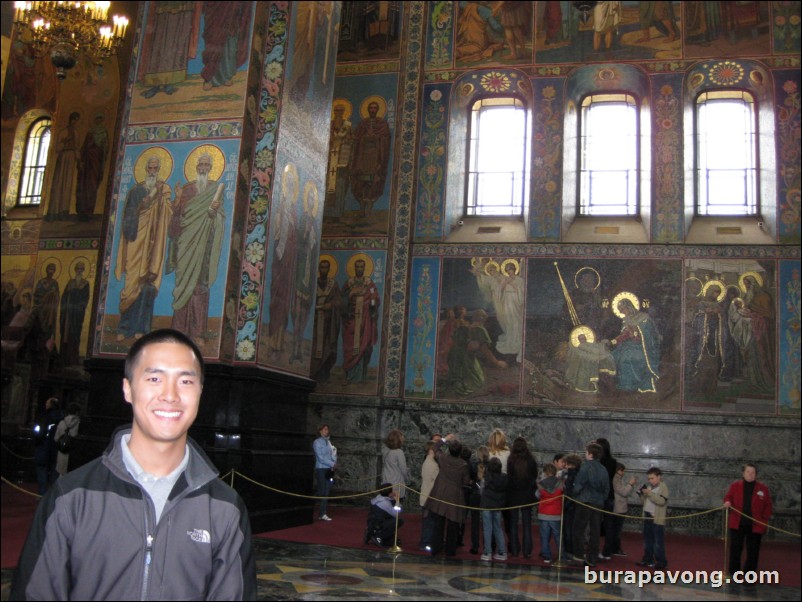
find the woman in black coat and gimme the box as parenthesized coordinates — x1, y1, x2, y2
(506, 436, 538, 557)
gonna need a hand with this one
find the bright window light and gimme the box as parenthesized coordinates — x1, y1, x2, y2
(466, 97, 527, 216)
(580, 94, 638, 216)
(18, 118, 52, 207)
(696, 90, 757, 216)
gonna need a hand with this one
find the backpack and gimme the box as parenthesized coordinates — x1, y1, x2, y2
(57, 427, 72, 454)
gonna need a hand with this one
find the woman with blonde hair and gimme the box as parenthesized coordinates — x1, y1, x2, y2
(382, 429, 409, 500)
(488, 429, 511, 474)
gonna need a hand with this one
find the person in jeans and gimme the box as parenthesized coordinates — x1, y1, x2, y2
(570, 442, 609, 567)
(481, 457, 508, 562)
(536, 463, 565, 563)
(637, 466, 669, 569)
(313, 424, 337, 520)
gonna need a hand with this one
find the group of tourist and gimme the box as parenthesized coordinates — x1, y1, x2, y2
(313, 426, 773, 575)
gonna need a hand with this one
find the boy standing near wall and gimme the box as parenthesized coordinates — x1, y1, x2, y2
(637, 466, 669, 569)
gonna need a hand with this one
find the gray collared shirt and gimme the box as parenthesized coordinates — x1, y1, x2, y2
(121, 434, 189, 524)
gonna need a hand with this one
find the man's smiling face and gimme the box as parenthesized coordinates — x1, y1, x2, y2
(123, 341, 202, 449)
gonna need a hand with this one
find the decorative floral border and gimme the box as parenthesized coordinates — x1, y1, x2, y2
(39, 239, 100, 250)
(336, 61, 400, 76)
(383, 2, 425, 396)
(772, 2, 802, 54)
(425, 1, 452, 69)
(530, 78, 562, 240)
(404, 257, 438, 398)
(124, 121, 242, 143)
(415, 84, 449, 239)
(233, 1, 289, 361)
(320, 238, 388, 251)
(776, 70, 801, 244)
(652, 75, 684, 243)
(411, 244, 799, 260)
(779, 260, 801, 413)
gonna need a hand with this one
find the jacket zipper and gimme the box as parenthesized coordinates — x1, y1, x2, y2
(133, 453, 211, 600)
(142, 509, 153, 601)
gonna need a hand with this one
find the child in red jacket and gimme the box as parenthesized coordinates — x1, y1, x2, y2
(537, 464, 565, 563)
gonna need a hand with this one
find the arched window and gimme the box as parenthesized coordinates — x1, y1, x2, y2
(561, 64, 650, 243)
(466, 96, 527, 216)
(695, 90, 757, 216)
(579, 93, 639, 216)
(683, 60, 775, 243)
(17, 117, 52, 207)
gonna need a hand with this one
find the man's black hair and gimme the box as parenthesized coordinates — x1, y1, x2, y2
(124, 328, 204, 384)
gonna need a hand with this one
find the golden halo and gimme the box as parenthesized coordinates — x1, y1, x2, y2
(501, 258, 520, 275)
(303, 181, 320, 217)
(184, 144, 225, 183)
(484, 260, 500, 276)
(685, 276, 703, 297)
(471, 257, 482, 268)
(40, 257, 62, 280)
(68, 256, 90, 279)
(574, 267, 601, 291)
(570, 325, 596, 347)
(702, 279, 726, 302)
(318, 254, 338, 280)
(738, 271, 764, 293)
(281, 163, 300, 202)
(346, 253, 374, 279)
(134, 147, 173, 184)
(461, 83, 475, 97)
(359, 95, 387, 119)
(611, 291, 640, 319)
(331, 98, 353, 121)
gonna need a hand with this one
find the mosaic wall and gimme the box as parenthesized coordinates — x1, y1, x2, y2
(317, 2, 800, 415)
(92, 1, 259, 360)
(403, 251, 799, 416)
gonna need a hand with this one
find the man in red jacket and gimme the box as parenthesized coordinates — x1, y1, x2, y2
(724, 463, 772, 575)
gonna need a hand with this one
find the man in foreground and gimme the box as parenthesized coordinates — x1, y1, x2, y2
(11, 329, 256, 600)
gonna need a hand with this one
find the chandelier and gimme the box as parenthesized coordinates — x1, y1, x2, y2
(13, 2, 129, 80)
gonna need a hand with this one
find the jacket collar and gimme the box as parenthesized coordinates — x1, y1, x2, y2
(102, 424, 219, 491)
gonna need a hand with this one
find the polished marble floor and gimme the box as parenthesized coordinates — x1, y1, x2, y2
(3, 537, 800, 601)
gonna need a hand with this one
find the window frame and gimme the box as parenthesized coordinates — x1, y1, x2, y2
(694, 89, 759, 217)
(16, 117, 52, 207)
(578, 92, 640, 217)
(464, 95, 528, 218)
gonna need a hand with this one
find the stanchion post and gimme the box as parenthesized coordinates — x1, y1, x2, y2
(723, 505, 729, 575)
(552, 493, 569, 568)
(388, 489, 403, 554)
